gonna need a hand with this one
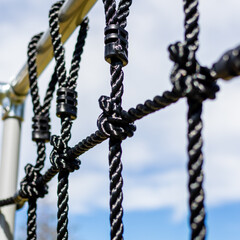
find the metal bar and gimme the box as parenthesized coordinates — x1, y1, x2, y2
(0, 118, 22, 240)
(10, 0, 97, 98)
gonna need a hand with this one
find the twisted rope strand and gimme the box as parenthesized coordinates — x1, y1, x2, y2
(182, 1, 206, 239)
(102, 1, 133, 239)
(49, 3, 71, 236)
(48, 2, 89, 239)
(57, 171, 69, 240)
(0, 87, 182, 209)
(117, 0, 132, 28)
(27, 33, 44, 116)
(0, 197, 15, 207)
(187, 100, 206, 240)
(183, 0, 199, 51)
(49, 0, 67, 87)
(26, 31, 54, 240)
(103, 0, 117, 25)
(107, 62, 125, 240)
(42, 68, 58, 116)
(68, 18, 89, 90)
(109, 138, 124, 240)
(69, 88, 182, 159)
(27, 199, 37, 240)
(34, 142, 46, 172)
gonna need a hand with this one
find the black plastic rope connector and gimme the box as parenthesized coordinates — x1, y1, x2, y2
(212, 45, 240, 80)
(104, 24, 128, 66)
(32, 116, 51, 142)
(56, 87, 78, 120)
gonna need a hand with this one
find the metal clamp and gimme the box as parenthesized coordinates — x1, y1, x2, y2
(0, 82, 26, 121)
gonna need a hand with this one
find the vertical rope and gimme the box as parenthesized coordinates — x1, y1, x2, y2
(57, 170, 69, 240)
(67, 18, 89, 90)
(48, 2, 88, 239)
(26, 31, 54, 240)
(42, 69, 58, 116)
(117, 0, 132, 28)
(109, 137, 124, 240)
(34, 142, 46, 171)
(183, 1, 206, 239)
(27, 199, 37, 240)
(109, 60, 125, 240)
(102, 1, 132, 239)
(183, 0, 199, 51)
(49, 3, 70, 239)
(56, 118, 71, 240)
(187, 99, 206, 239)
(49, 0, 67, 87)
(103, 0, 117, 25)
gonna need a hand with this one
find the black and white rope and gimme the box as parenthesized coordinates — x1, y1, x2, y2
(27, 199, 37, 240)
(168, 1, 219, 239)
(183, 1, 206, 239)
(99, 1, 133, 240)
(24, 31, 58, 240)
(49, 1, 88, 239)
(183, 0, 200, 51)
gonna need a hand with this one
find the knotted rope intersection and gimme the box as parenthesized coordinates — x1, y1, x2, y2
(98, 0, 135, 239)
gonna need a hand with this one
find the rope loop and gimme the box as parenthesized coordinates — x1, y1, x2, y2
(50, 135, 81, 172)
(168, 41, 219, 102)
(97, 95, 136, 140)
(19, 164, 48, 199)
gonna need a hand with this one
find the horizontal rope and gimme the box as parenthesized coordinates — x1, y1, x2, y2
(0, 60, 235, 209)
(0, 197, 15, 207)
(67, 87, 182, 159)
(0, 37, 237, 209)
(0, 87, 182, 209)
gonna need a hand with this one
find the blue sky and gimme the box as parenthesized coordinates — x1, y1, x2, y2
(1, 0, 240, 239)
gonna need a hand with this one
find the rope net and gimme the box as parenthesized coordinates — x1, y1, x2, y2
(0, 0, 240, 239)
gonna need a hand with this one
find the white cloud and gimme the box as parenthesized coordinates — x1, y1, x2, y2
(44, 171, 109, 214)
(122, 140, 155, 172)
(124, 170, 188, 219)
(205, 153, 240, 206)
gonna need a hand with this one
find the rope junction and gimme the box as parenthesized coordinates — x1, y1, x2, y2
(0, 0, 240, 239)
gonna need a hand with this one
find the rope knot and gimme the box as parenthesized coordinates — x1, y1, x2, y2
(20, 164, 48, 199)
(97, 95, 136, 140)
(50, 135, 81, 172)
(168, 42, 219, 101)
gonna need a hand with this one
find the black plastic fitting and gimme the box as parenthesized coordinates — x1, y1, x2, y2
(212, 45, 240, 80)
(56, 87, 78, 120)
(104, 24, 128, 66)
(32, 116, 51, 142)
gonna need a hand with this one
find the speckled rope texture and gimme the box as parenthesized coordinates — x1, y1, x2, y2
(100, 1, 133, 239)
(24, 32, 57, 240)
